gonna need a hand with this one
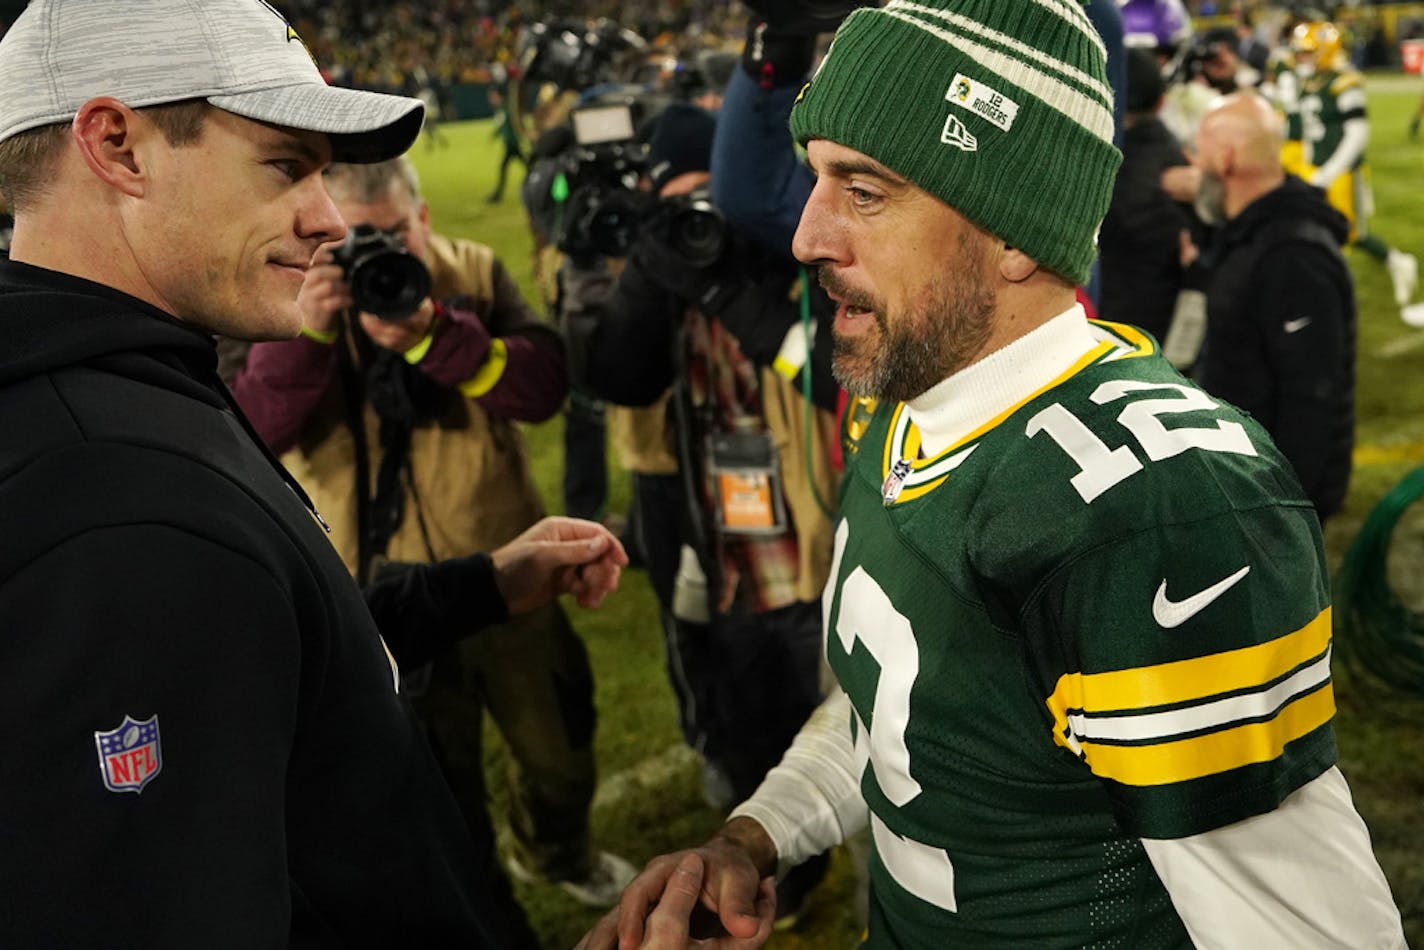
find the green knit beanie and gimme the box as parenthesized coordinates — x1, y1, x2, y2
(790, 0, 1121, 285)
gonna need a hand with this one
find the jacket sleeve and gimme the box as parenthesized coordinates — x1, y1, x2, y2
(1253, 242, 1354, 514)
(417, 259, 569, 423)
(580, 250, 682, 407)
(711, 68, 814, 259)
(0, 523, 301, 948)
(363, 553, 509, 669)
(229, 336, 340, 455)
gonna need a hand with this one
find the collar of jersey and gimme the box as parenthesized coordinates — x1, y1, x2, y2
(880, 314, 1156, 503)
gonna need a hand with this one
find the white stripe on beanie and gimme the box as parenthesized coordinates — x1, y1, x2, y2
(879, 2, 1115, 145)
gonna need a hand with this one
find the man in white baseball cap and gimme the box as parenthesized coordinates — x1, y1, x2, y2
(0, 2, 628, 946)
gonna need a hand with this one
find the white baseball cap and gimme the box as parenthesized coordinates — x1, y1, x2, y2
(0, 0, 425, 163)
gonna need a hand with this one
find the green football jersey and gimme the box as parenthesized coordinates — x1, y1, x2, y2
(1298, 68, 1367, 171)
(1268, 54, 1303, 143)
(826, 322, 1336, 948)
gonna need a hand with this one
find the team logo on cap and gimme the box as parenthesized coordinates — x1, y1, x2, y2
(257, 0, 316, 61)
(946, 73, 1020, 133)
(94, 714, 163, 795)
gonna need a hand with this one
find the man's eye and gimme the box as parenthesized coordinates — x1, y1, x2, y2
(270, 160, 302, 181)
(847, 186, 879, 206)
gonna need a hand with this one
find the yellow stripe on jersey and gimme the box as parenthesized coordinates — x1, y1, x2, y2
(1089, 319, 1157, 358)
(1075, 683, 1335, 786)
(1045, 608, 1334, 786)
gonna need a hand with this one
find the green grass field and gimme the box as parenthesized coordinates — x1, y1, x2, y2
(408, 78, 1424, 948)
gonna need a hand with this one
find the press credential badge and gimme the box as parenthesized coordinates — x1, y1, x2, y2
(945, 73, 1020, 133)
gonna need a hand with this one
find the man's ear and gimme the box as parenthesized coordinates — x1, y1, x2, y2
(999, 245, 1039, 283)
(71, 97, 147, 197)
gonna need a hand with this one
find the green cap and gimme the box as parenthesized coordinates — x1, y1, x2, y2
(790, 0, 1121, 285)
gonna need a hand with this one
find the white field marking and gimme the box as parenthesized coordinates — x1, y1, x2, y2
(1376, 331, 1424, 359)
(590, 743, 703, 813)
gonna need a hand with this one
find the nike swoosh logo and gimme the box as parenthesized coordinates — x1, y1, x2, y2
(1284, 317, 1312, 333)
(1153, 565, 1251, 628)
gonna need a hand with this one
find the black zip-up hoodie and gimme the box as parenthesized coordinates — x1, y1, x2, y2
(0, 259, 502, 948)
(1195, 176, 1355, 521)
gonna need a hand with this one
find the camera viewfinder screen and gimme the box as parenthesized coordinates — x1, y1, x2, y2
(573, 105, 635, 145)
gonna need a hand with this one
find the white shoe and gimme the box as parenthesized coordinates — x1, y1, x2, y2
(1388, 249, 1418, 307)
(507, 850, 638, 909)
(1402, 302, 1424, 328)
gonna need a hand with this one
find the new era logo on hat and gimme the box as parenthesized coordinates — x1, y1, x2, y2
(0, 0, 424, 164)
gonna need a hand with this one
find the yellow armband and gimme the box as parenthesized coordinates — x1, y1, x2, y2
(457, 338, 509, 397)
(300, 324, 340, 345)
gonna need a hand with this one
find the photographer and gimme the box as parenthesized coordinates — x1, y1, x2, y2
(229, 156, 638, 922)
(567, 102, 841, 926)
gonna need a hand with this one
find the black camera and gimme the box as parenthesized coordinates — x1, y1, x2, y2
(552, 96, 725, 266)
(331, 225, 432, 322)
(563, 182, 727, 267)
(647, 191, 727, 268)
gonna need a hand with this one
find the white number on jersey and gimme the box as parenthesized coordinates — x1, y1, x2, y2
(1026, 381, 1257, 503)
(828, 520, 958, 912)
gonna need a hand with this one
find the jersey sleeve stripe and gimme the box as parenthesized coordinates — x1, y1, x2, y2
(1063, 684, 1335, 786)
(1045, 608, 1331, 716)
(1066, 646, 1332, 744)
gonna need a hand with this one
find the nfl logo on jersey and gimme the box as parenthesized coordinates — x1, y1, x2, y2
(882, 458, 913, 506)
(94, 714, 162, 794)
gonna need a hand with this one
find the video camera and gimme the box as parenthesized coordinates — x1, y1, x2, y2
(331, 225, 432, 322)
(552, 96, 726, 266)
(518, 18, 646, 92)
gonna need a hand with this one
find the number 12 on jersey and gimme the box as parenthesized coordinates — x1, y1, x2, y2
(1025, 380, 1256, 503)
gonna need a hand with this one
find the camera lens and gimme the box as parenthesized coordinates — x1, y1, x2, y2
(351, 253, 431, 321)
(670, 202, 726, 269)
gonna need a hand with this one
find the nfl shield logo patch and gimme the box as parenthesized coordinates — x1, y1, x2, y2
(882, 458, 913, 506)
(94, 714, 162, 794)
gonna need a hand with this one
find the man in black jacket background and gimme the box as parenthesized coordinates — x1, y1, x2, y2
(1192, 92, 1356, 523)
(0, 2, 625, 946)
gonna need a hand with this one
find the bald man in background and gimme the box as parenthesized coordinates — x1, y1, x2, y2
(1191, 92, 1356, 523)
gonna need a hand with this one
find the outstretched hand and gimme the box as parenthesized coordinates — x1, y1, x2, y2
(491, 516, 629, 614)
(575, 824, 777, 950)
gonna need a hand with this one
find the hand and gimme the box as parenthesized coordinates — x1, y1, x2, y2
(297, 245, 353, 336)
(357, 297, 437, 354)
(1160, 164, 1202, 203)
(490, 516, 629, 614)
(575, 821, 777, 950)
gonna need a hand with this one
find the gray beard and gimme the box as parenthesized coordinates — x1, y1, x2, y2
(825, 233, 996, 404)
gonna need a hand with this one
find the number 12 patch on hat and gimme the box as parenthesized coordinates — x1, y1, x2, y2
(94, 714, 162, 794)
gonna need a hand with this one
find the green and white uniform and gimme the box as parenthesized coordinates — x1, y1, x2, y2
(1298, 66, 1368, 183)
(824, 317, 1334, 947)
